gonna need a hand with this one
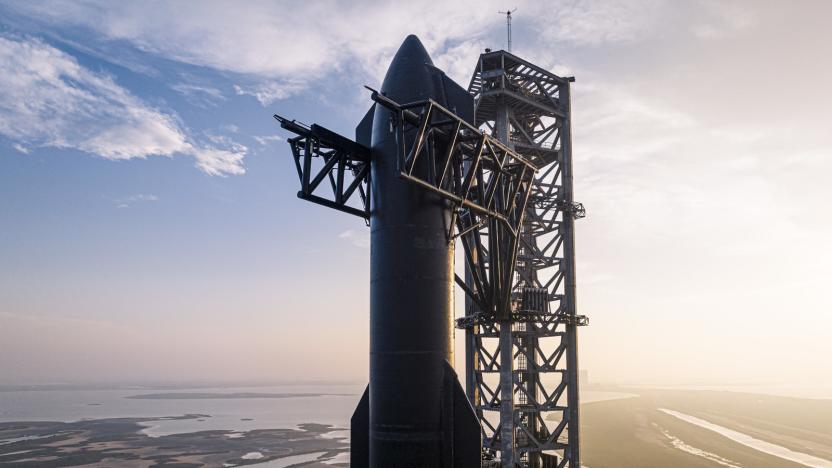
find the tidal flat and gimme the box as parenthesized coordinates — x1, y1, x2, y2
(0, 415, 348, 467)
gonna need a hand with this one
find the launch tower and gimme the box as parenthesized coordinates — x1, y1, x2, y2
(460, 50, 587, 468)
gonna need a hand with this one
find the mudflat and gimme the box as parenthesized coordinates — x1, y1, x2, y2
(0, 415, 348, 467)
(581, 389, 832, 467)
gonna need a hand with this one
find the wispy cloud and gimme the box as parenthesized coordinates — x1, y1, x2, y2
(170, 83, 226, 107)
(0, 35, 245, 176)
(112, 193, 159, 209)
(233, 81, 306, 106)
(253, 135, 282, 146)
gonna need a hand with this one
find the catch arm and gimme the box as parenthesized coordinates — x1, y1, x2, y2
(274, 114, 372, 220)
(366, 88, 538, 322)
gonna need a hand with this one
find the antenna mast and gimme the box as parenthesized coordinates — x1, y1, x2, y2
(498, 8, 517, 52)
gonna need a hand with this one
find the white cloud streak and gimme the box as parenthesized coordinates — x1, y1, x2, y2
(233, 81, 306, 106)
(112, 193, 159, 208)
(0, 35, 245, 175)
(170, 83, 226, 107)
(253, 135, 282, 146)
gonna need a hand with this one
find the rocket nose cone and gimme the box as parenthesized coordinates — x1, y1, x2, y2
(380, 34, 435, 102)
(397, 35, 433, 67)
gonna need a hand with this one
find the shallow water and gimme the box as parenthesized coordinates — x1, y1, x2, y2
(655, 423, 741, 468)
(659, 408, 832, 468)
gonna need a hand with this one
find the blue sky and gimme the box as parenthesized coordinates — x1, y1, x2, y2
(1, 1, 831, 388)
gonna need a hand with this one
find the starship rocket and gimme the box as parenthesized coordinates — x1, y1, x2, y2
(278, 34, 481, 467)
(350, 35, 480, 468)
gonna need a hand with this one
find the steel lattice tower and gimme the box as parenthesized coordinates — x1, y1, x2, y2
(460, 50, 587, 468)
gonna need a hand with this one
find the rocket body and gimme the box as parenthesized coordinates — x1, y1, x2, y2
(350, 35, 480, 468)
(369, 36, 455, 467)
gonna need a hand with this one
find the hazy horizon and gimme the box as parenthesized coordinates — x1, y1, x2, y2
(2, 0, 831, 391)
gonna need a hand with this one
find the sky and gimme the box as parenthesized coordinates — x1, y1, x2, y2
(0, 0, 830, 388)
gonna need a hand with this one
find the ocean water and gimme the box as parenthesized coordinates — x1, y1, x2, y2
(0, 384, 636, 437)
(0, 384, 363, 436)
